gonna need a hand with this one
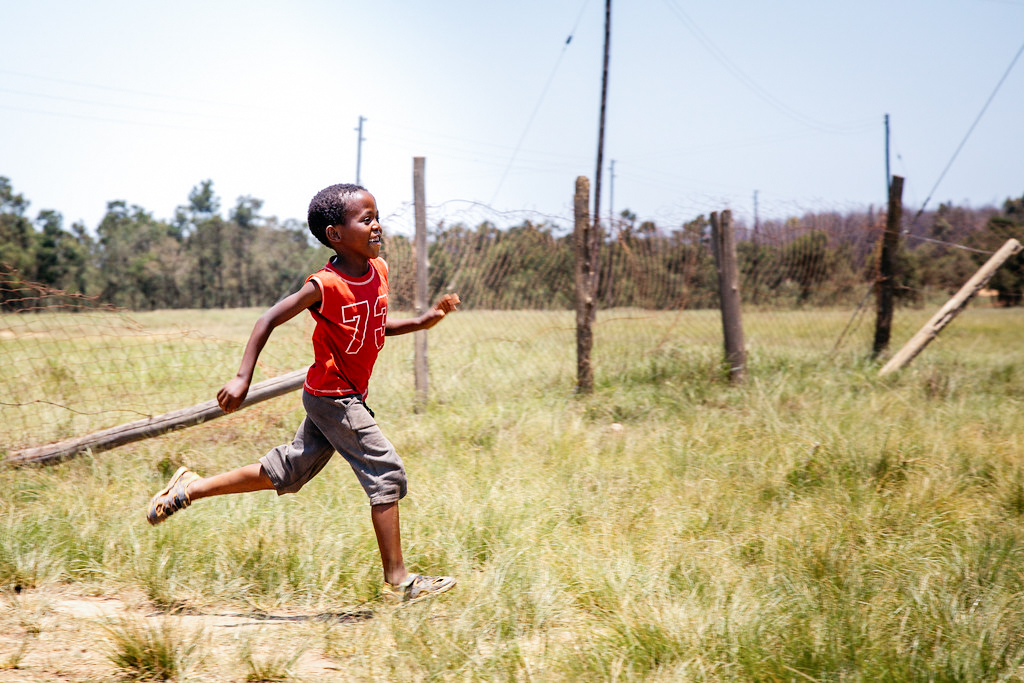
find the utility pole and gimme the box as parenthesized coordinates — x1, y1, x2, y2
(593, 0, 611, 245)
(753, 190, 759, 243)
(355, 116, 366, 185)
(609, 159, 616, 229)
(884, 113, 890, 196)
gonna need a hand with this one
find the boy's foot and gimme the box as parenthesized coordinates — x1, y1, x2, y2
(383, 574, 457, 604)
(146, 466, 201, 525)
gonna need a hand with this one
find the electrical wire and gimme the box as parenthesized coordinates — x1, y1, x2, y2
(0, 86, 233, 121)
(659, 0, 876, 135)
(489, 0, 592, 205)
(911, 37, 1024, 223)
(0, 68, 288, 113)
(0, 103, 228, 132)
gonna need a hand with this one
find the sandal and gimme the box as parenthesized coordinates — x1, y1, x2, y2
(384, 574, 456, 603)
(146, 466, 201, 525)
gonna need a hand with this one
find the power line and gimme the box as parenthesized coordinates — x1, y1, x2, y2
(489, 0, 592, 205)
(659, 0, 876, 135)
(0, 103, 228, 132)
(0, 68, 287, 113)
(912, 37, 1024, 223)
(0, 86, 234, 121)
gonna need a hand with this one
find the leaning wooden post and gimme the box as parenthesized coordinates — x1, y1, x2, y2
(7, 368, 308, 466)
(413, 157, 429, 412)
(574, 176, 597, 394)
(879, 238, 1022, 376)
(873, 175, 904, 358)
(710, 210, 747, 382)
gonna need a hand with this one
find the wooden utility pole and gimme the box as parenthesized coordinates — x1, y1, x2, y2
(753, 190, 759, 244)
(574, 177, 597, 394)
(609, 159, 616, 227)
(873, 174, 904, 358)
(593, 0, 611, 253)
(884, 114, 891, 196)
(413, 157, 429, 412)
(710, 210, 746, 382)
(573, 0, 610, 395)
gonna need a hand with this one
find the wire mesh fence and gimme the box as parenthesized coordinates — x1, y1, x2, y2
(1, 198, 1016, 457)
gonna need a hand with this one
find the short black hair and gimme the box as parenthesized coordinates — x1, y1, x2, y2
(307, 183, 367, 247)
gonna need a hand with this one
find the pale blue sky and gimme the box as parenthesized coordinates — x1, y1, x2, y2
(2, 0, 1022, 235)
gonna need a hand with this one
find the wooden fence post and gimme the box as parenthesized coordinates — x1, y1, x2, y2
(574, 176, 597, 394)
(873, 174, 904, 358)
(879, 238, 1023, 376)
(413, 157, 429, 412)
(6, 368, 308, 466)
(710, 210, 747, 382)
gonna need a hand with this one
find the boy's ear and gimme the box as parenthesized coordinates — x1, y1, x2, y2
(326, 226, 339, 242)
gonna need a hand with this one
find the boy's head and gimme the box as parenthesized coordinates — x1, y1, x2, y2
(307, 183, 368, 248)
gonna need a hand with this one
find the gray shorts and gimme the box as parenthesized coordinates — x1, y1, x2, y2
(259, 391, 407, 505)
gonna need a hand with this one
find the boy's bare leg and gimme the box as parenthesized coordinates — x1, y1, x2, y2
(371, 502, 409, 586)
(147, 463, 273, 525)
(188, 463, 275, 501)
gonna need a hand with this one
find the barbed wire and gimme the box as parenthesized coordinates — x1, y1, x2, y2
(901, 231, 996, 255)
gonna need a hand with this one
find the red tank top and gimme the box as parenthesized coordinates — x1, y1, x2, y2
(303, 257, 388, 398)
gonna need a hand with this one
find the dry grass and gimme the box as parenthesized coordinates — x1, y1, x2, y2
(1, 306, 1023, 680)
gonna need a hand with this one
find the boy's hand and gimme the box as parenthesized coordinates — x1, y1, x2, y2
(420, 293, 461, 330)
(217, 376, 251, 413)
(385, 293, 461, 336)
(434, 293, 461, 315)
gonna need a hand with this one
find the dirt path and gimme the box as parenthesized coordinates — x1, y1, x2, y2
(0, 587, 375, 681)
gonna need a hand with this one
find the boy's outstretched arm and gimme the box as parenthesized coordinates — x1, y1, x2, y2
(385, 292, 460, 337)
(217, 280, 323, 413)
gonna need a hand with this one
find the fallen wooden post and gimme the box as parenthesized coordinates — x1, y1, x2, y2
(5, 368, 307, 467)
(879, 238, 1022, 376)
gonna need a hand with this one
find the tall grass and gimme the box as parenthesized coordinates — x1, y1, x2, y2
(1, 306, 1023, 680)
(103, 616, 205, 679)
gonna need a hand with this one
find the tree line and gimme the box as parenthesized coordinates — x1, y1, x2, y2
(2, 176, 1022, 312)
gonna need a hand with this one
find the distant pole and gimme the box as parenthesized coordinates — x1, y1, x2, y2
(593, 0, 611, 243)
(355, 116, 366, 185)
(609, 159, 616, 229)
(753, 190, 759, 243)
(413, 157, 428, 411)
(884, 114, 890, 196)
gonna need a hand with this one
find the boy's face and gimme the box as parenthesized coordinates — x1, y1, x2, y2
(326, 190, 382, 262)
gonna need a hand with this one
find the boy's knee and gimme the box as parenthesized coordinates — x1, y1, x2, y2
(368, 475, 407, 506)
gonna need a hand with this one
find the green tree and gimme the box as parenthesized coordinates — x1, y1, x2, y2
(34, 210, 90, 293)
(968, 194, 1024, 306)
(96, 201, 181, 309)
(229, 195, 264, 306)
(0, 177, 37, 281)
(178, 181, 228, 308)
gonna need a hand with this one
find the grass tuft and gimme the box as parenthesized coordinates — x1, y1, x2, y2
(239, 636, 307, 681)
(103, 616, 204, 680)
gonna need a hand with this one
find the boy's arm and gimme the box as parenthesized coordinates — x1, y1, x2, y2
(385, 292, 460, 336)
(217, 280, 323, 413)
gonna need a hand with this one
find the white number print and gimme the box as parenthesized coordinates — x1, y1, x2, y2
(341, 294, 387, 354)
(373, 294, 387, 349)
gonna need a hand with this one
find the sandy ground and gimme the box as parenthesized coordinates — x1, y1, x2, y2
(0, 586, 380, 681)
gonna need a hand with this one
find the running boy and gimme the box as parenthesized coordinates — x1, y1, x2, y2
(146, 183, 460, 603)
